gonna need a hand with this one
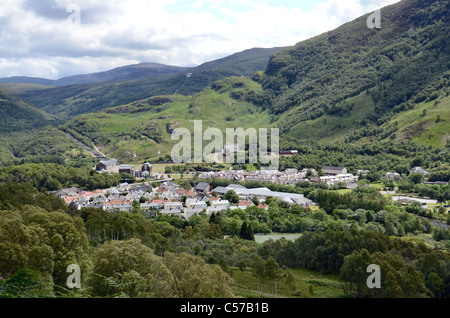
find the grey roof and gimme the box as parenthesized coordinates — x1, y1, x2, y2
(214, 186, 231, 195)
(195, 182, 210, 191)
(222, 185, 313, 206)
(227, 184, 246, 189)
(322, 166, 346, 171)
(100, 158, 118, 166)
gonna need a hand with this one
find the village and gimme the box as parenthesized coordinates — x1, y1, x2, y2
(53, 158, 365, 221)
(52, 156, 448, 222)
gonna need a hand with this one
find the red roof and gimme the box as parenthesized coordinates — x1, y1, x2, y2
(151, 199, 167, 204)
(64, 197, 79, 203)
(105, 200, 132, 205)
(239, 201, 253, 206)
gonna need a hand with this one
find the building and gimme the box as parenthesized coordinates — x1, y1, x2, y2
(103, 200, 132, 212)
(142, 163, 153, 176)
(278, 150, 298, 156)
(164, 202, 183, 211)
(223, 143, 239, 154)
(96, 158, 118, 171)
(385, 172, 401, 179)
(238, 201, 254, 209)
(140, 202, 160, 211)
(322, 166, 348, 176)
(150, 200, 167, 209)
(412, 167, 428, 176)
(215, 185, 314, 207)
(186, 199, 207, 210)
(184, 208, 205, 219)
(357, 170, 370, 177)
(119, 165, 133, 174)
(210, 199, 230, 211)
(195, 182, 210, 193)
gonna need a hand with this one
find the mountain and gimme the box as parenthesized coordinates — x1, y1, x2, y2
(54, 63, 188, 86)
(62, 76, 274, 162)
(0, 88, 57, 132)
(58, 0, 450, 164)
(0, 76, 55, 86)
(0, 63, 187, 87)
(259, 0, 449, 146)
(18, 47, 283, 120)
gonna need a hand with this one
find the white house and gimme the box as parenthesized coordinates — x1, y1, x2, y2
(385, 172, 401, 179)
(164, 202, 183, 211)
(103, 200, 133, 212)
(140, 202, 160, 211)
(184, 208, 205, 219)
(185, 199, 207, 210)
(210, 199, 230, 210)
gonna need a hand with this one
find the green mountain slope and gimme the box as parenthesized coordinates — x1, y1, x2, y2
(259, 0, 449, 146)
(19, 47, 283, 121)
(0, 88, 57, 132)
(63, 76, 274, 162)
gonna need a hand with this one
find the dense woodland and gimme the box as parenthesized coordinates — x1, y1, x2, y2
(0, 166, 449, 298)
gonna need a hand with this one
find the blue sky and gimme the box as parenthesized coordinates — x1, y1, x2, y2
(0, 0, 400, 79)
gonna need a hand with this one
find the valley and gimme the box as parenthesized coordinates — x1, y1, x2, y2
(0, 0, 448, 301)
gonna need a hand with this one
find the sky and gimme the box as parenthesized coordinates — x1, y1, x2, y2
(0, 0, 400, 79)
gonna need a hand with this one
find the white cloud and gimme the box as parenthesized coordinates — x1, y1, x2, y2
(0, 0, 401, 79)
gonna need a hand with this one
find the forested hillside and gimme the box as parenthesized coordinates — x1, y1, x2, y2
(0, 89, 57, 132)
(258, 0, 449, 145)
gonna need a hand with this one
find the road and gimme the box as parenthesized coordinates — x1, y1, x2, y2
(64, 132, 106, 159)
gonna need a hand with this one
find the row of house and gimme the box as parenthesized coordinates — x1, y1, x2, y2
(310, 173, 359, 187)
(199, 168, 319, 187)
(199, 166, 360, 188)
(139, 197, 231, 220)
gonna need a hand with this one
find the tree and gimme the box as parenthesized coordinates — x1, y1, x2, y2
(225, 190, 239, 204)
(239, 221, 254, 241)
(218, 258, 230, 275)
(411, 174, 424, 185)
(163, 252, 234, 298)
(0, 206, 89, 288)
(237, 260, 247, 282)
(265, 257, 281, 297)
(426, 272, 445, 298)
(88, 239, 172, 298)
(284, 270, 299, 296)
(251, 256, 266, 296)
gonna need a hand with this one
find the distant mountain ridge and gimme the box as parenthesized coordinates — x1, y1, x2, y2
(0, 62, 188, 87)
(12, 47, 283, 120)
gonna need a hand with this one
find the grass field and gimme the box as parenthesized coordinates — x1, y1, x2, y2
(254, 234, 302, 244)
(389, 94, 450, 148)
(230, 267, 346, 298)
